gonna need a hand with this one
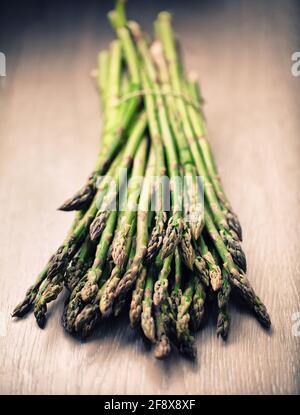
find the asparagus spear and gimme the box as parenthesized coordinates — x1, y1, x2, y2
(59, 36, 140, 212)
(141, 264, 156, 343)
(150, 39, 203, 243)
(217, 267, 231, 340)
(129, 266, 147, 328)
(190, 275, 206, 332)
(185, 76, 242, 240)
(98, 138, 148, 316)
(33, 237, 94, 328)
(62, 206, 119, 333)
(114, 145, 156, 298)
(116, 18, 183, 260)
(154, 307, 171, 359)
(157, 13, 247, 274)
(153, 254, 173, 307)
(127, 22, 168, 262)
(199, 235, 222, 291)
(65, 237, 94, 292)
(89, 112, 147, 242)
(176, 276, 197, 358)
(155, 13, 246, 266)
(152, 254, 174, 359)
(99, 225, 136, 317)
(204, 207, 270, 328)
(194, 254, 210, 287)
(169, 248, 183, 317)
(113, 235, 137, 317)
(110, 138, 148, 266)
(96, 50, 110, 122)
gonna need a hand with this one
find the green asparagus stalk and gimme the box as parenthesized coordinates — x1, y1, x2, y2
(169, 248, 183, 317)
(59, 36, 141, 212)
(89, 112, 147, 241)
(33, 274, 64, 328)
(154, 308, 171, 359)
(217, 267, 231, 340)
(156, 13, 247, 273)
(110, 138, 148, 268)
(113, 235, 137, 317)
(153, 254, 173, 307)
(176, 276, 197, 358)
(194, 253, 209, 288)
(150, 39, 204, 243)
(99, 138, 148, 315)
(190, 274, 206, 332)
(199, 235, 222, 291)
(152, 254, 174, 359)
(80, 210, 119, 303)
(96, 50, 110, 121)
(127, 22, 167, 262)
(62, 208, 118, 333)
(65, 237, 94, 292)
(129, 266, 147, 328)
(99, 225, 137, 317)
(141, 264, 156, 343)
(33, 236, 94, 328)
(204, 207, 270, 327)
(119, 19, 183, 260)
(114, 146, 155, 298)
(185, 75, 242, 240)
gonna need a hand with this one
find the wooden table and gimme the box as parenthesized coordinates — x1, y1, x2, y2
(1, 0, 299, 394)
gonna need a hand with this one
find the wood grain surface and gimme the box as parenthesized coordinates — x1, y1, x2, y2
(0, 0, 300, 395)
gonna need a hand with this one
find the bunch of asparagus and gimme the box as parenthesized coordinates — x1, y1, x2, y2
(13, 0, 270, 359)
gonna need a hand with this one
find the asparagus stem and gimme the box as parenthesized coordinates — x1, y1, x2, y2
(63, 208, 118, 333)
(217, 267, 231, 340)
(65, 237, 94, 292)
(113, 235, 137, 317)
(141, 264, 156, 343)
(155, 14, 239, 240)
(33, 236, 94, 328)
(154, 306, 171, 359)
(204, 207, 270, 327)
(199, 235, 222, 291)
(60, 44, 141, 213)
(176, 275, 197, 358)
(129, 266, 147, 328)
(185, 76, 242, 240)
(150, 39, 204, 243)
(90, 112, 147, 241)
(169, 248, 183, 316)
(115, 146, 155, 298)
(153, 254, 173, 307)
(190, 274, 206, 332)
(155, 13, 247, 275)
(99, 224, 137, 317)
(110, 138, 148, 268)
(122, 20, 183, 259)
(127, 22, 167, 262)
